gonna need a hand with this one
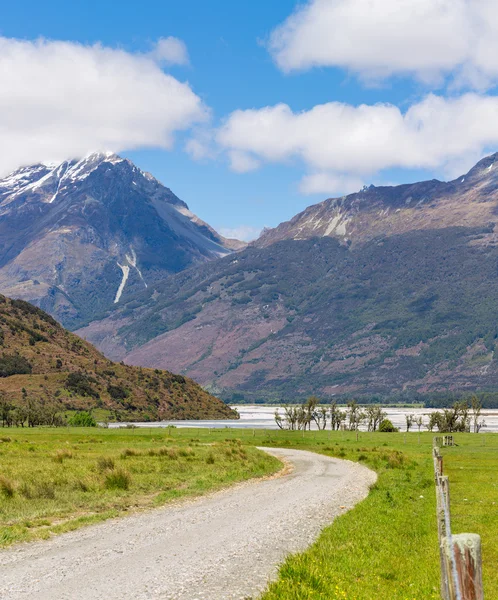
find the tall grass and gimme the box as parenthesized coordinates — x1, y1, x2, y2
(0, 427, 280, 548)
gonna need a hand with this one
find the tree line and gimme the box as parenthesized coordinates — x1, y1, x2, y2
(0, 390, 96, 427)
(274, 396, 486, 433)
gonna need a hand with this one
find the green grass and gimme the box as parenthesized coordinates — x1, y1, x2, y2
(0, 427, 496, 599)
(250, 430, 497, 600)
(0, 427, 281, 547)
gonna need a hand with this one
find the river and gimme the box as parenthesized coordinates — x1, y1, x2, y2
(109, 405, 498, 433)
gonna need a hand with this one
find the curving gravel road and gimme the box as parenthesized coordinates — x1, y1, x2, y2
(0, 448, 376, 600)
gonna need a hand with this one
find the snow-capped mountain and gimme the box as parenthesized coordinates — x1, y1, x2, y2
(0, 152, 241, 327)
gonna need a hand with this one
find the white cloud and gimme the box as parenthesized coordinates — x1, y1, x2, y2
(219, 225, 262, 242)
(149, 37, 190, 66)
(217, 94, 498, 185)
(0, 37, 207, 175)
(228, 150, 261, 173)
(269, 0, 498, 88)
(299, 172, 364, 195)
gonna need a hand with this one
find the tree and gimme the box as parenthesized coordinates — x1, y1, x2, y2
(347, 400, 362, 430)
(470, 395, 486, 433)
(405, 413, 415, 432)
(415, 415, 424, 433)
(330, 402, 346, 431)
(428, 402, 471, 432)
(312, 406, 328, 431)
(428, 412, 439, 432)
(304, 396, 319, 431)
(366, 405, 386, 432)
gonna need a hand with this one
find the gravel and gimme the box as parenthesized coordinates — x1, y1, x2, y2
(0, 447, 376, 600)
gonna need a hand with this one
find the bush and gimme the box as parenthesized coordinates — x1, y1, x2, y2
(68, 411, 97, 427)
(379, 419, 399, 432)
(107, 384, 129, 400)
(65, 373, 99, 398)
(0, 353, 32, 377)
(104, 469, 131, 490)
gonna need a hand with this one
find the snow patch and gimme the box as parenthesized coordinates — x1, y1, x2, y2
(488, 163, 494, 171)
(113, 246, 147, 303)
(114, 263, 130, 303)
(126, 247, 147, 289)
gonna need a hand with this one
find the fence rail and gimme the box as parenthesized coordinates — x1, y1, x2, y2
(433, 439, 484, 600)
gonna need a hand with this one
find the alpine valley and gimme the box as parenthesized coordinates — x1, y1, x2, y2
(76, 152, 498, 401)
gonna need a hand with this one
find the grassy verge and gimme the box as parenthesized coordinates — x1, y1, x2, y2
(0, 427, 281, 547)
(249, 430, 497, 600)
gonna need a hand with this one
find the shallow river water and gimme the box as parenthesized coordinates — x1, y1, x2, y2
(109, 405, 498, 433)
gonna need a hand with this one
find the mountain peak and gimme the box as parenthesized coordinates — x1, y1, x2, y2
(0, 154, 236, 328)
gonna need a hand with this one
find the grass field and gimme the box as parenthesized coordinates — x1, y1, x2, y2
(0, 427, 281, 547)
(0, 427, 496, 600)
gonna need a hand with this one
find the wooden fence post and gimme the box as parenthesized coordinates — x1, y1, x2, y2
(449, 534, 484, 600)
(433, 438, 484, 600)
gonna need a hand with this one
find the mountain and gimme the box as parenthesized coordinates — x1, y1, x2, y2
(0, 152, 242, 329)
(255, 153, 498, 248)
(0, 294, 237, 420)
(78, 152, 498, 401)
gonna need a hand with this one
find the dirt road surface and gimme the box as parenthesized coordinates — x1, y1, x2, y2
(0, 448, 376, 600)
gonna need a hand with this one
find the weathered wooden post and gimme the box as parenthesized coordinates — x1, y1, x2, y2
(433, 437, 484, 600)
(446, 534, 484, 600)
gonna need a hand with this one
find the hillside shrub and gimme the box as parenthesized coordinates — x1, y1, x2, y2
(107, 384, 129, 400)
(0, 353, 32, 377)
(65, 373, 99, 398)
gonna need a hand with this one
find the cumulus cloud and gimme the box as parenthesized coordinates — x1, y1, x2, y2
(299, 173, 364, 195)
(217, 94, 498, 186)
(227, 150, 261, 173)
(149, 37, 190, 66)
(219, 225, 262, 242)
(269, 0, 498, 88)
(0, 37, 206, 175)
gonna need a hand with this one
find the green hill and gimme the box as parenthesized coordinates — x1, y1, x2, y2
(0, 295, 237, 422)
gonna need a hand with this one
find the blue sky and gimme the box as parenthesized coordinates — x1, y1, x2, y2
(2, 0, 498, 239)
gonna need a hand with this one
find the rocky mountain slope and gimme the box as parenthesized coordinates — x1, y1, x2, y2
(78, 153, 498, 401)
(256, 153, 498, 248)
(0, 295, 236, 420)
(0, 152, 241, 329)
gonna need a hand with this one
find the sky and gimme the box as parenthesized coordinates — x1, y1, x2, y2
(3, 0, 498, 240)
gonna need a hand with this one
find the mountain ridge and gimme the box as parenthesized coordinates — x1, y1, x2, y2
(78, 152, 498, 400)
(254, 152, 498, 248)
